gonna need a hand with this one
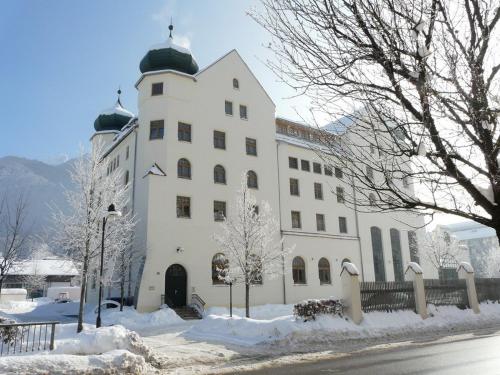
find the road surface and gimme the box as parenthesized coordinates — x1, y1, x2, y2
(240, 327, 500, 374)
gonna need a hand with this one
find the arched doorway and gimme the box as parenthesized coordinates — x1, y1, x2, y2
(165, 264, 187, 308)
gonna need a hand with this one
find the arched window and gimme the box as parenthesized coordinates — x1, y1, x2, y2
(177, 158, 191, 179)
(292, 256, 306, 284)
(390, 228, 404, 281)
(368, 193, 376, 206)
(233, 78, 239, 89)
(318, 258, 331, 284)
(211, 253, 228, 285)
(371, 226, 386, 281)
(247, 170, 258, 189)
(214, 165, 226, 184)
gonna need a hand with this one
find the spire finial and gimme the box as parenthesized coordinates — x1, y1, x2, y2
(116, 87, 122, 107)
(169, 18, 173, 39)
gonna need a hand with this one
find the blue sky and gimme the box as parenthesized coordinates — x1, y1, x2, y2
(0, 0, 310, 163)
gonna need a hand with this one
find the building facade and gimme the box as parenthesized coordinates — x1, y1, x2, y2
(90, 29, 425, 312)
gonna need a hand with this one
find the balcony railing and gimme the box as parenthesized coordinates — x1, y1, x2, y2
(0, 321, 59, 356)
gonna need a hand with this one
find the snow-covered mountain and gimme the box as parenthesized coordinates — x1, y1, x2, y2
(0, 156, 75, 237)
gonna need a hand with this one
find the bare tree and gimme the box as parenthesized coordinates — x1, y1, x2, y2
(52, 141, 135, 332)
(0, 194, 30, 294)
(254, 0, 500, 239)
(112, 234, 140, 311)
(213, 174, 292, 318)
(21, 243, 52, 299)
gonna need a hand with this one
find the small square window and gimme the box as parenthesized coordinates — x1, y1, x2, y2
(125, 146, 130, 160)
(225, 101, 233, 116)
(366, 166, 374, 180)
(214, 201, 226, 221)
(316, 214, 326, 231)
(290, 178, 299, 196)
(313, 162, 322, 174)
(336, 186, 345, 203)
(314, 183, 323, 200)
(176, 196, 191, 218)
(335, 167, 343, 179)
(214, 131, 226, 150)
(289, 157, 298, 169)
(324, 166, 333, 176)
(291, 211, 302, 229)
(246, 137, 257, 156)
(233, 78, 239, 89)
(240, 105, 248, 120)
(178, 122, 192, 142)
(301, 160, 310, 171)
(151, 82, 164, 96)
(339, 217, 347, 233)
(149, 120, 164, 140)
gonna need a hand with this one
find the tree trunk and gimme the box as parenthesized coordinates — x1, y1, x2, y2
(245, 283, 250, 318)
(0, 276, 4, 296)
(127, 264, 132, 298)
(120, 278, 124, 312)
(77, 256, 89, 333)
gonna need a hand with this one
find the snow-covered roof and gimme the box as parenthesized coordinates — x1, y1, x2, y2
(341, 262, 360, 276)
(149, 37, 192, 56)
(438, 221, 496, 241)
(144, 163, 166, 177)
(101, 119, 138, 159)
(405, 262, 423, 275)
(322, 115, 357, 135)
(457, 261, 474, 274)
(99, 101, 134, 118)
(7, 259, 79, 277)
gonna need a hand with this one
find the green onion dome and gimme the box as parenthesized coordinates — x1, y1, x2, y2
(139, 24, 199, 75)
(94, 91, 134, 132)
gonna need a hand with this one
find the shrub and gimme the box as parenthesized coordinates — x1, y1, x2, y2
(293, 298, 344, 321)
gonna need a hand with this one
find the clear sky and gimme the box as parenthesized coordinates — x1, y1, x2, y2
(0, 0, 310, 164)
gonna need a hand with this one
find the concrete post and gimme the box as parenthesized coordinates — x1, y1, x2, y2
(405, 262, 428, 319)
(457, 262, 480, 314)
(340, 262, 363, 324)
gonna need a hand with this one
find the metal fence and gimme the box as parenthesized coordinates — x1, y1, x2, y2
(475, 278, 500, 303)
(360, 281, 416, 312)
(0, 321, 59, 356)
(424, 279, 468, 308)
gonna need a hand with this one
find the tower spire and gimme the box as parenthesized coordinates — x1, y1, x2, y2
(116, 87, 122, 107)
(169, 18, 173, 39)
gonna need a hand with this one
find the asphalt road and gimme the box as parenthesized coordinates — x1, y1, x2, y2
(241, 328, 500, 375)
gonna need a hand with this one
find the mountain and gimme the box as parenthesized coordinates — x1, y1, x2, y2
(0, 156, 76, 237)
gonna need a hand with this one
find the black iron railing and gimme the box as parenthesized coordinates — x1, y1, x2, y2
(475, 278, 500, 303)
(0, 321, 59, 356)
(424, 279, 468, 308)
(360, 281, 415, 312)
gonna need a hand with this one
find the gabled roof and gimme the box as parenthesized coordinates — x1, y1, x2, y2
(7, 259, 79, 276)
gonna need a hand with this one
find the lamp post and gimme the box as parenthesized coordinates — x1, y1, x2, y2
(96, 204, 122, 328)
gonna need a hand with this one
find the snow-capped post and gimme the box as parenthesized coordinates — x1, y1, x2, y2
(405, 262, 428, 319)
(457, 262, 480, 314)
(340, 262, 362, 324)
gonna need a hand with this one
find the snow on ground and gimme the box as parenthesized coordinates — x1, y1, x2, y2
(205, 304, 294, 320)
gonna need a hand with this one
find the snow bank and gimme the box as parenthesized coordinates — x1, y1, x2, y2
(189, 303, 500, 346)
(205, 304, 294, 320)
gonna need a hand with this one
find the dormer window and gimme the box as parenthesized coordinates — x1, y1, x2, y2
(151, 82, 163, 96)
(233, 78, 239, 89)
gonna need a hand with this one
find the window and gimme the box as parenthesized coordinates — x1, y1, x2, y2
(370, 144, 375, 154)
(335, 167, 343, 179)
(316, 214, 326, 231)
(289, 157, 298, 169)
(233, 78, 239, 89)
(214, 131, 226, 149)
(212, 253, 228, 284)
(371, 226, 386, 281)
(176, 196, 191, 218)
(291, 211, 301, 229)
(366, 166, 374, 180)
(214, 201, 226, 221)
(252, 205, 259, 215)
(126, 146, 130, 160)
(150, 120, 164, 140)
(247, 170, 258, 189)
(369, 193, 376, 206)
(301, 160, 310, 171)
(225, 100, 233, 116)
(292, 256, 306, 284)
(339, 217, 347, 233)
(124, 170, 129, 186)
(214, 165, 226, 184)
(318, 258, 331, 284)
(116, 155, 120, 168)
(314, 183, 323, 200)
(408, 231, 420, 263)
(336, 186, 345, 203)
(178, 122, 192, 142)
(313, 162, 322, 174)
(289, 178, 300, 196)
(151, 82, 163, 96)
(240, 105, 248, 120)
(390, 228, 404, 281)
(246, 138, 257, 156)
(324, 166, 333, 176)
(403, 176, 410, 188)
(177, 158, 191, 179)
(249, 254, 263, 284)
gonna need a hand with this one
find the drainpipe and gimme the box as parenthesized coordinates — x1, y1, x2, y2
(276, 141, 286, 304)
(352, 174, 365, 282)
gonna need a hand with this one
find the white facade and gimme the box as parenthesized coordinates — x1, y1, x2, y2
(92, 49, 425, 312)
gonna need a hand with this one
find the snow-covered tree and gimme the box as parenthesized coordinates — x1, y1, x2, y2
(254, 1, 500, 241)
(52, 141, 135, 332)
(213, 174, 292, 318)
(112, 233, 141, 311)
(21, 243, 52, 299)
(0, 193, 30, 294)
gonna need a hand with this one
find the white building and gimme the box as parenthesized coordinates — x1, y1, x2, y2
(89, 26, 424, 312)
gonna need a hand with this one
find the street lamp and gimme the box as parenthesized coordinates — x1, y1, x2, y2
(96, 204, 122, 328)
